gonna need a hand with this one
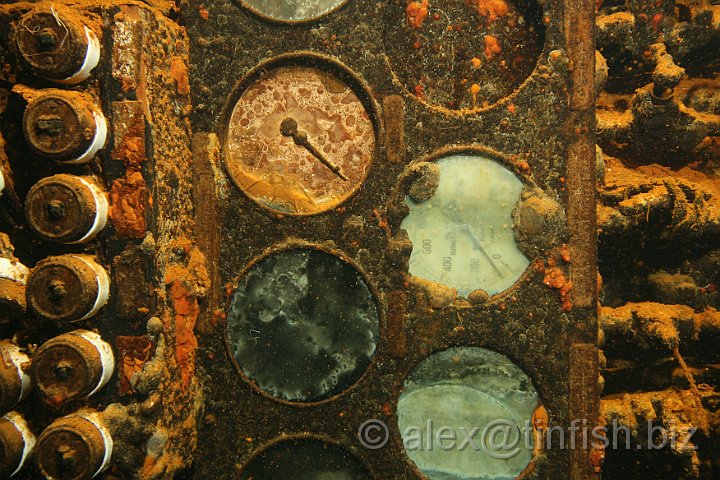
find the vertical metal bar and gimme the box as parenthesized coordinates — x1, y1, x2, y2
(566, 0, 597, 309)
(566, 0, 599, 478)
(569, 343, 601, 479)
(192, 133, 222, 334)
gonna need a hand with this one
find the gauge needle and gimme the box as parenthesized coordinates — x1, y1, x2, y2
(280, 118, 348, 181)
(442, 202, 503, 276)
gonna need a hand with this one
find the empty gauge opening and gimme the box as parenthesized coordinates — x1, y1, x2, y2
(239, 437, 371, 479)
(226, 247, 379, 403)
(384, 0, 545, 112)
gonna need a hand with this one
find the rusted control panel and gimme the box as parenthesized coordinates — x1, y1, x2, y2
(0, 0, 600, 479)
(187, 0, 597, 479)
(0, 0, 198, 478)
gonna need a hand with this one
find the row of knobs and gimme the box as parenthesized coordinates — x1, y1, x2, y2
(2, 5, 113, 479)
(0, 332, 114, 478)
(0, 4, 103, 195)
(1, 92, 108, 239)
(1, 408, 113, 479)
(1, 5, 110, 324)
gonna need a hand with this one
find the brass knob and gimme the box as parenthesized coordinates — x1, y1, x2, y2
(26, 255, 109, 324)
(0, 341, 32, 413)
(36, 410, 112, 480)
(15, 8, 100, 84)
(22, 90, 107, 164)
(25, 175, 108, 244)
(32, 330, 114, 406)
(0, 258, 29, 325)
(0, 412, 35, 478)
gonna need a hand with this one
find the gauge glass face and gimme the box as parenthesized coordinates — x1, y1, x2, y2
(240, 439, 371, 479)
(242, 0, 348, 22)
(226, 249, 379, 402)
(397, 347, 540, 480)
(401, 154, 529, 297)
(384, 0, 545, 111)
(225, 65, 375, 215)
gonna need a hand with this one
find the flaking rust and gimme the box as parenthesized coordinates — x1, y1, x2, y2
(596, 0, 720, 477)
(122, 7, 206, 477)
(535, 246, 573, 313)
(110, 171, 150, 239)
(0, 1, 207, 478)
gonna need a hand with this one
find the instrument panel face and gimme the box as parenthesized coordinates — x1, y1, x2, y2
(0, 0, 595, 477)
(186, 0, 597, 479)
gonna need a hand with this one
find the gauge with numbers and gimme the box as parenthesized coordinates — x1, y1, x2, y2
(401, 152, 530, 298)
(224, 55, 377, 216)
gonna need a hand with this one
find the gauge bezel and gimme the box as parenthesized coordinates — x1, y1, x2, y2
(223, 240, 384, 407)
(237, 0, 351, 25)
(391, 145, 539, 306)
(220, 52, 383, 217)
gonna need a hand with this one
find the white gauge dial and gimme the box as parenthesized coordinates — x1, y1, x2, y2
(401, 154, 529, 297)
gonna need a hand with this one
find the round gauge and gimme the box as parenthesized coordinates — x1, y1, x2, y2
(397, 347, 540, 479)
(242, 0, 349, 22)
(385, 0, 545, 111)
(240, 438, 371, 479)
(226, 248, 379, 403)
(224, 58, 377, 215)
(400, 153, 529, 298)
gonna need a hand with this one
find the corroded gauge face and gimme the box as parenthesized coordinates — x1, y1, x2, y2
(225, 65, 376, 215)
(385, 0, 545, 111)
(226, 249, 379, 402)
(242, 0, 349, 22)
(401, 154, 529, 297)
(397, 347, 540, 479)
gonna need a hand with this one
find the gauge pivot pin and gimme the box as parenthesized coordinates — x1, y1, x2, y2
(280, 118, 348, 181)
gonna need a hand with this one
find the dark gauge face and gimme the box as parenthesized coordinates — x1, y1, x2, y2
(226, 249, 379, 402)
(225, 65, 376, 215)
(385, 0, 545, 111)
(242, 0, 349, 21)
(397, 347, 540, 480)
(401, 154, 529, 297)
(240, 439, 371, 479)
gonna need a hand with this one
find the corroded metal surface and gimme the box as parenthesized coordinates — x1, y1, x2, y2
(186, 0, 597, 478)
(595, 0, 720, 478)
(25, 255, 104, 324)
(24, 175, 103, 243)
